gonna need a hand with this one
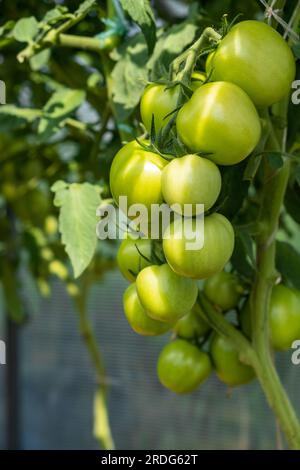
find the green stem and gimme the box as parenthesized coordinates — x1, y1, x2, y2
(74, 277, 115, 450)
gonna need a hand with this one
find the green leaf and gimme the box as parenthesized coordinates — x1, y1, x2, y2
(29, 48, 51, 71)
(276, 241, 300, 289)
(120, 0, 156, 54)
(75, 0, 97, 16)
(12, 17, 39, 43)
(267, 152, 284, 170)
(52, 182, 101, 278)
(38, 88, 86, 139)
(285, 184, 300, 225)
(216, 162, 249, 219)
(111, 34, 148, 113)
(292, 42, 300, 59)
(231, 230, 255, 281)
(148, 22, 197, 80)
(0, 20, 15, 37)
(0, 105, 41, 131)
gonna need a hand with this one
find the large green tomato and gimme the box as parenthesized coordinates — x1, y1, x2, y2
(140, 72, 205, 134)
(117, 238, 152, 282)
(157, 339, 212, 393)
(210, 333, 255, 387)
(162, 154, 222, 215)
(176, 81, 261, 165)
(109, 140, 167, 211)
(204, 271, 243, 311)
(163, 213, 235, 279)
(173, 302, 211, 340)
(123, 284, 172, 336)
(240, 285, 300, 351)
(207, 21, 296, 107)
(136, 263, 198, 323)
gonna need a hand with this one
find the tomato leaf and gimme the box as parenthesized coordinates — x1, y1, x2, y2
(276, 241, 300, 289)
(119, 0, 156, 54)
(12, 16, 39, 43)
(51, 182, 101, 278)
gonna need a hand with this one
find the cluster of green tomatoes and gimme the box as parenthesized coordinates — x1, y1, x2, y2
(109, 21, 300, 393)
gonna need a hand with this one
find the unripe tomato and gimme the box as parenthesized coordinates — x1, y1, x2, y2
(207, 21, 296, 107)
(136, 263, 198, 323)
(176, 81, 261, 165)
(190, 71, 206, 91)
(240, 285, 300, 351)
(210, 333, 255, 387)
(163, 213, 235, 279)
(140, 72, 205, 134)
(123, 284, 172, 336)
(204, 271, 243, 311)
(157, 339, 212, 393)
(117, 238, 152, 282)
(162, 154, 222, 215)
(109, 140, 167, 211)
(173, 302, 210, 340)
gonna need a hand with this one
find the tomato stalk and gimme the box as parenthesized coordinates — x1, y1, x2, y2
(74, 274, 115, 450)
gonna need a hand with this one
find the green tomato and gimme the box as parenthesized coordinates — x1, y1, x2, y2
(136, 263, 198, 323)
(109, 140, 167, 212)
(163, 213, 235, 279)
(123, 284, 172, 336)
(162, 154, 222, 215)
(140, 73, 205, 134)
(210, 333, 255, 387)
(204, 271, 243, 311)
(157, 339, 212, 394)
(207, 20, 296, 107)
(176, 81, 261, 165)
(173, 302, 211, 340)
(117, 238, 152, 282)
(241, 285, 300, 351)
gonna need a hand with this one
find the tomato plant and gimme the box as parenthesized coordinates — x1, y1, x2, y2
(2, 0, 300, 452)
(157, 339, 212, 394)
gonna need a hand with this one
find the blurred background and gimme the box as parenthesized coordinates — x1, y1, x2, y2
(1, 0, 300, 451)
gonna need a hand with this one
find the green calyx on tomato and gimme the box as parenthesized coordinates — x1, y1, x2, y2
(210, 332, 255, 387)
(173, 302, 211, 340)
(109, 140, 167, 212)
(136, 263, 198, 323)
(157, 339, 212, 394)
(162, 154, 222, 215)
(140, 72, 206, 134)
(207, 20, 296, 108)
(117, 237, 152, 283)
(123, 283, 172, 336)
(204, 271, 244, 311)
(240, 285, 300, 351)
(176, 81, 261, 166)
(163, 213, 235, 280)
